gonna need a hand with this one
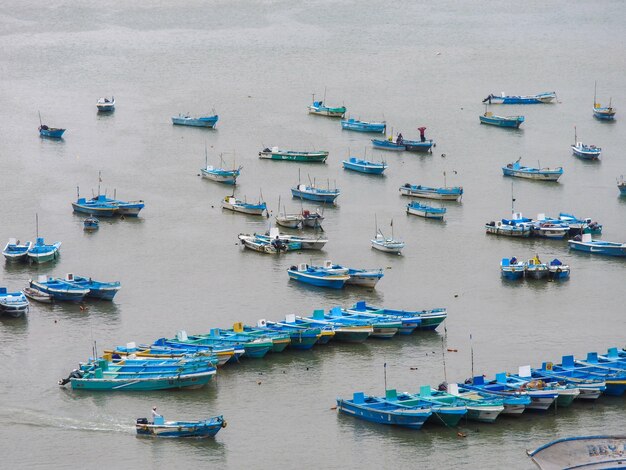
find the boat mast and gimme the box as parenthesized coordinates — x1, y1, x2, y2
(98, 171, 102, 196)
(383, 362, 387, 392)
(574, 125, 577, 145)
(35, 213, 39, 239)
(594, 81, 597, 108)
(38, 111, 43, 127)
(470, 333, 475, 384)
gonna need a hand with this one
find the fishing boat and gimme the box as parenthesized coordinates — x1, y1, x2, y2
(332, 306, 411, 336)
(83, 216, 99, 231)
(529, 365, 606, 401)
(287, 263, 350, 289)
(479, 112, 524, 128)
(259, 147, 329, 163)
(557, 213, 602, 235)
(177, 329, 273, 359)
(222, 196, 267, 216)
(171, 113, 219, 128)
(336, 392, 432, 429)
(482, 91, 557, 104)
(524, 256, 549, 279)
(26, 238, 61, 264)
(105, 342, 227, 367)
(60, 357, 217, 391)
(568, 233, 626, 257)
(291, 183, 340, 203)
(255, 317, 322, 350)
(382, 388, 467, 427)
(464, 374, 557, 411)
(428, 384, 507, 422)
(60, 274, 121, 300)
(500, 257, 525, 280)
(340, 118, 386, 133)
(0, 288, 29, 318)
(593, 82, 616, 120)
(571, 127, 601, 159)
(238, 234, 293, 254)
(455, 382, 528, 417)
(275, 213, 302, 229)
(298, 310, 373, 342)
(72, 195, 119, 217)
(154, 335, 243, 365)
(371, 138, 405, 151)
(22, 287, 53, 304)
(528, 435, 626, 470)
(201, 151, 242, 185)
(2, 239, 32, 262)
(136, 415, 225, 438)
(485, 219, 532, 237)
(347, 301, 447, 331)
(536, 358, 625, 397)
(345, 268, 384, 288)
(399, 183, 463, 201)
(96, 97, 115, 112)
(307, 94, 346, 117)
(255, 229, 327, 250)
(619, 176, 626, 196)
(531, 220, 569, 239)
(548, 259, 570, 279)
(342, 157, 387, 175)
(223, 322, 291, 353)
(29, 275, 89, 301)
(406, 201, 446, 219)
(502, 159, 563, 182)
(371, 219, 404, 254)
(301, 208, 325, 228)
(38, 112, 65, 138)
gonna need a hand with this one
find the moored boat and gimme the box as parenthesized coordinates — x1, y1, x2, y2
(29, 275, 89, 301)
(383, 388, 467, 427)
(291, 184, 340, 204)
(307, 99, 346, 118)
(96, 97, 115, 112)
(371, 223, 404, 254)
(568, 233, 626, 257)
(347, 301, 447, 331)
(619, 176, 626, 196)
(83, 216, 99, 231)
(500, 257, 525, 280)
(482, 91, 557, 104)
(255, 229, 327, 250)
(406, 201, 446, 219)
(72, 195, 118, 217)
(525, 256, 549, 279)
(345, 268, 384, 288)
(60, 273, 121, 300)
(548, 259, 570, 279)
(336, 392, 432, 429)
(479, 112, 524, 128)
(136, 415, 225, 438)
(558, 213, 602, 234)
(301, 208, 324, 228)
(287, 263, 350, 289)
(22, 286, 53, 303)
(485, 220, 532, 237)
(571, 127, 600, 159)
(222, 196, 267, 216)
(528, 435, 626, 470)
(342, 157, 387, 175)
(2, 239, 32, 262)
(171, 113, 219, 128)
(371, 138, 405, 151)
(502, 159, 563, 182)
(0, 288, 29, 317)
(201, 151, 242, 185)
(340, 118, 386, 133)
(298, 310, 373, 342)
(593, 82, 616, 120)
(399, 183, 463, 201)
(26, 237, 61, 264)
(259, 147, 329, 163)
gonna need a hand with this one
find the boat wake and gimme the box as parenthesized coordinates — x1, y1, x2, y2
(0, 406, 133, 433)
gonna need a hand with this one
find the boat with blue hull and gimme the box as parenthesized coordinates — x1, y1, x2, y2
(342, 157, 387, 175)
(572, 126, 600, 159)
(502, 159, 563, 182)
(222, 323, 291, 353)
(525, 256, 549, 279)
(455, 383, 529, 416)
(291, 184, 340, 203)
(96, 97, 115, 112)
(371, 138, 405, 151)
(593, 83, 616, 120)
(26, 237, 61, 264)
(568, 234, 626, 257)
(30, 276, 90, 301)
(297, 311, 373, 343)
(38, 112, 65, 138)
(501, 367, 580, 407)
(104, 342, 226, 366)
(287, 263, 350, 289)
(547, 355, 626, 396)
(307, 99, 346, 118)
(340, 118, 386, 133)
(72, 195, 119, 217)
(406, 201, 446, 219)
(528, 435, 626, 470)
(501, 257, 525, 280)
(60, 274, 121, 300)
(399, 183, 463, 201)
(255, 318, 322, 350)
(171, 113, 218, 128)
(347, 301, 447, 331)
(482, 91, 557, 104)
(2, 239, 32, 262)
(136, 415, 225, 438)
(548, 259, 570, 280)
(152, 336, 240, 365)
(0, 288, 30, 318)
(202, 165, 242, 184)
(222, 196, 267, 216)
(83, 216, 99, 231)
(382, 388, 467, 427)
(480, 112, 524, 128)
(325, 307, 402, 338)
(176, 329, 273, 359)
(337, 392, 432, 429)
(486, 219, 532, 237)
(463, 374, 557, 411)
(557, 213, 602, 234)
(529, 369, 605, 401)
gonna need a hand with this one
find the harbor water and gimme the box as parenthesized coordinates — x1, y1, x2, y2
(1, 1, 625, 468)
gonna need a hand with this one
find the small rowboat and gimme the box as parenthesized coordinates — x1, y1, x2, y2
(340, 118, 386, 133)
(22, 286, 53, 303)
(221, 196, 266, 216)
(479, 112, 524, 128)
(342, 157, 387, 175)
(502, 159, 563, 182)
(39, 125, 65, 138)
(571, 126, 601, 160)
(371, 138, 405, 151)
(136, 415, 226, 438)
(83, 216, 99, 231)
(171, 114, 218, 128)
(307, 100, 346, 118)
(406, 201, 446, 219)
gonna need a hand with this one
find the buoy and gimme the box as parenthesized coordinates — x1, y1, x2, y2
(447, 348, 458, 352)
(457, 432, 467, 438)
(257, 381, 262, 385)
(410, 367, 418, 370)
(330, 406, 337, 410)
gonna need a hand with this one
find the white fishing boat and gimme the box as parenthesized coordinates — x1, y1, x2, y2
(370, 218, 404, 254)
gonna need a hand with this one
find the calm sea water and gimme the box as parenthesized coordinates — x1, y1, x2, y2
(1, 1, 625, 468)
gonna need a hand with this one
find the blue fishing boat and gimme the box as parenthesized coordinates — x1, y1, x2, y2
(201, 150, 242, 184)
(39, 126, 66, 138)
(480, 112, 524, 128)
(336, 392, 432, 429)
(529, 367, 606, 401)
(2, 239, 32, 262)
(528, 436, 626, 470)
(424, 385, 509, 422)
(558, 213, 602, 234)
(340, 118, 386, 133)
(152, 336, 240, 365)
(403, 140, 434, 152)
(501, 366, 580, 407)
(546, 355, 626, 396)
(463, 374, 557, 411)
(482, 91, 557, 104)
(568, 234, 626, 257)
(399, 183, 463, 201)
(222, 196, 267, 215)
(347, 301, 447, 331)
(593, 83, 616, 120)
(548, 259, 570, 280)
(342, 157, 387, 175)
(524, 256, 549, 279)
(96, 97, 115, 112)
(287, 263, 350, 289)
(29, 276, 89, 301)
(297, 311, 373, 343)
(382, 388, 467, 427)
(26, 237, 61, 264)
(371, 138, 405, 151)
(500, 257, 525, 280)
(73, 195, 119, 217)
(327, 306, 402, 338)
(485, 219, 532, 237)
(60, 274, 121, 300)
(254, 318, 321, 350)
(572, 126, 600, 159)
(105, 341, 225, 366)
(502, 159, 563, 182)
(136, 415, 225, 438)
(177, 329, 273, 359)
(59, 357, 216, 391)
(455, 382, 529, 417)
(406, 201, 446, 219)
(307, 98, 346, 117)
(0, 288, 29, 318)
(171, 113, 219, 128)
(291, 183, 340, 203)
(83, 216, 99, 231)
(222, 323, 291, 353)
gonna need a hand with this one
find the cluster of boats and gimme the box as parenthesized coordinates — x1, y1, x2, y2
(72, 193, 145, 218)
(238, 228, 327, 253)
(486, 212, 602, 239)
(337, 346, 626, 430)
(3, 237, 61, 264)
(58, 300, 447, 391)
(287, 262, 384, 289)
(500, 256, 570, 280)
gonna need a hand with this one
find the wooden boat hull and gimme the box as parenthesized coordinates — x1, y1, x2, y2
(222, 202, 266, 216)
(371, 239, 404, 254)
(571, 144, 601, 159)
(29, 280, 88, 301)
(501, 266, 525, 280)
(26, 249, 60, 264)
(171, 115, 218, 128)
(480, 114, 524, 128)
(345, 270, 384, 288)
(340, 120, 386, 133)
(0, 293, 29, 317)
(201, 169, 239, 184)
(307, 104, 346, 117)
(136, 416, 225, 438)
(485, 222, 531, 237)
(72, 202, 118, 217)
(593, 106, 616, 120)
(22, 287, 53, 303)
(275, 216, 302, 228)
(337, 397, 431, 429)
(399, 186, 463, 200)
(406, 204, 445, 219)
(483, 92, 557, 104)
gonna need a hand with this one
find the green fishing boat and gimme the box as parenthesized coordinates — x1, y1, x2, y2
(259, 147, 329, 163)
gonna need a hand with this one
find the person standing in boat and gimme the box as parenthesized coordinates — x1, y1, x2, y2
(418, 126, 427, 142)
(396, 133, 403, 145)
(151, 406, 161, 419)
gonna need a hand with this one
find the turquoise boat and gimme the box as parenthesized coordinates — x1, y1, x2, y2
(347, 301, 447, 331)
(479, 112, 524, 128)
(0, 288, 30, 318)
(342, 157, 387, 174)
(26, 238, 61, 264)
(29, 276, 90, 301)
(287, 263, 350, 289)
(172, 329, 273, 359)
(253, 318, 321, 350)
(340, 118, 386, 133)
(383, 388, 466, 427)
(171, 113, 218, 128)
(336, 392, 432, 429)
(59, 274, 121, 300)
(307, 99, 346, 117)
(227, 322, 291, 353)
(2, 239, 32, 262)
(136, 415, 225, 438)
(327, 306, 402, 338)
(406, 201, 446, 219)
(297, 310, 372, 343)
